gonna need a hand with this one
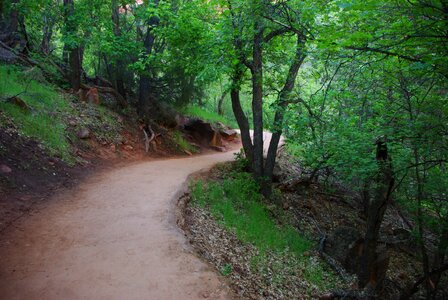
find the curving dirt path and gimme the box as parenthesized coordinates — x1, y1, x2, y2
(0, 151, 239, 300)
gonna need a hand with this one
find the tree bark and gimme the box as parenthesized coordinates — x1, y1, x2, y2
(251, 18, 264, 180)
(262, 34, 305, 197)
(111, 0, 127, 108)
(63, 0, 81, 91)
(217, 90, 228, 116)
(358, 140, 394, 290)
(230, 65, 253, 162)
(40, 14, 54, 55)
(138, 0, 160, 117)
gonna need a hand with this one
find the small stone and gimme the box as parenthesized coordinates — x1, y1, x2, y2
(0, 164, 12, 173)
(77, 128, 90, 139)
(124, 145, 133, 151)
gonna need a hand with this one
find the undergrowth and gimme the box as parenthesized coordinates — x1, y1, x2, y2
(0, 64, 74, 162)
(181, 105, 238, 128)
(191, 167, 341, 290)
(172, 131, 197, 154)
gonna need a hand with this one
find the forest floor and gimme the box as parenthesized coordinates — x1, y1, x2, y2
(0, 137, 242, 299)
(180, 149, 448, 299)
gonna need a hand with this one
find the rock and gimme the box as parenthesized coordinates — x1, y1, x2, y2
(220, 129, 237, 141)
(86, 87, 100, 105)
(124, 145, 133, 151)
(68, 120, 77, 126)
(77, 128, 90, 139)
(184, 119, 218, 146)
(324, 226, 363, 274)
(0, 164, 12, 173)
(209, 132, 223, 147)
(0, 47, 18, 63)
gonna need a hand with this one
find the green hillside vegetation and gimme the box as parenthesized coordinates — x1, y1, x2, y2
(0, 65, 73, 161)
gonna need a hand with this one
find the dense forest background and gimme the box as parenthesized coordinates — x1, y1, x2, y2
(0, 0, 447, 299)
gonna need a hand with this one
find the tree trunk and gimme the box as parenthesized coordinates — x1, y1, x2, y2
(251, 19, 264, 180)
(111, 0, 127, 108)
(217, 90, 228, 116)
(0, 0, 25, 51)
(40, 14, 54, 55)
(63, 0, 81, 91)
(180, 75, 195, 105)
(230, 65, 253, 162)
(358, 140, 394, 291)
(138, 0, 159, 117)
(263, 34, 305, 197)
(414, 147, 432, 299)
(69, 47, 81, 91)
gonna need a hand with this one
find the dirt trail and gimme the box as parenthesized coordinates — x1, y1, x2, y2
(0, 151, 238, 300)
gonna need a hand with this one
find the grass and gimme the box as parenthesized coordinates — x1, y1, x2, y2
(0, 64, 74, 162)
(181, 105, 238, 128)
(192, 171, 311, 254)
(172, 130, 198, 154)
(191, 169, 343, 291)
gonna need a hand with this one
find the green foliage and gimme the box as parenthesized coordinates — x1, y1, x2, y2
(0, 65, 73, 162)
(181, 105, 238, 129)
(191, 170, 343, 290)
(172, 131, 197, 154)
(192, 172, 311, 254)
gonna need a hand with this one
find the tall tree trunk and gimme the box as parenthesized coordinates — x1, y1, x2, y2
(69, 48, 81, 91)
(251, 18, 264, 180)
(63, 0, 81, 91)
(0, 0, 26, 51)
(111, 0, 127, 108)
(217, 90, 228, 116)
(40, 14, 54, 55)
(358, 140, 394, 291)
(263, 35, 305, 197)
(138, 0, 159, 117)
(414, 147, 432, 299)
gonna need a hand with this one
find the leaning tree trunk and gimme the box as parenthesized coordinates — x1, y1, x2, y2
(358, 139, 394, 291)
(230, 64, 253, 163)
(263, 34, 306, 197)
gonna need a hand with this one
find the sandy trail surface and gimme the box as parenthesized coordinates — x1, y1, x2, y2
(0, 151, 238, 300)
(0, 132, 278, 300)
